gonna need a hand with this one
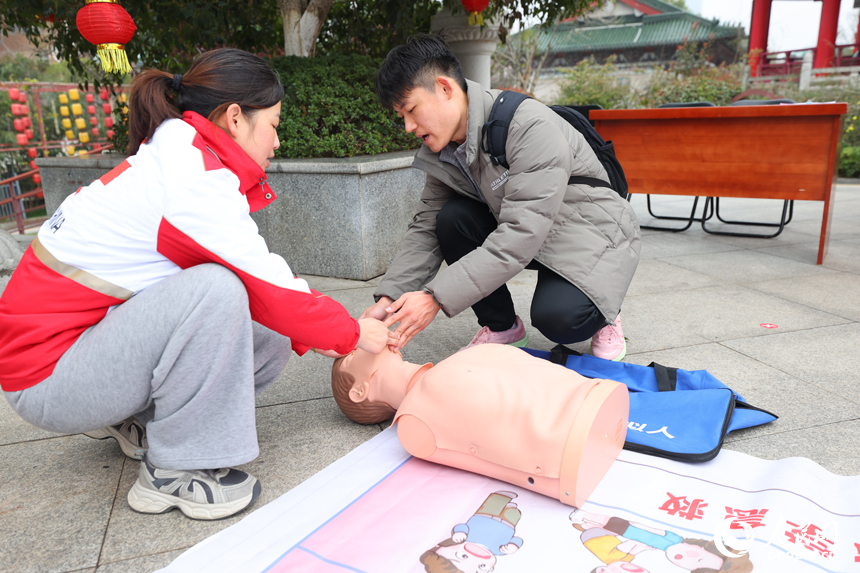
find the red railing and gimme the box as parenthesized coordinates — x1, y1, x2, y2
(0, 169, 44, 235)
(759, 43, 860, 76)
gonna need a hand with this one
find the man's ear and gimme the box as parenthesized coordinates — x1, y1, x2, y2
(349, 380, 371, 403)
(436, 76, 456, 100)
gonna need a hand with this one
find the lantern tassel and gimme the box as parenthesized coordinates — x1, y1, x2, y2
(96, 43, 131, 74)
(468, 11, 484, 26)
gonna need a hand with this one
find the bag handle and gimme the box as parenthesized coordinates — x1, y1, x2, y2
(648, 362, 678, 392)
(549, 344, 582, 365)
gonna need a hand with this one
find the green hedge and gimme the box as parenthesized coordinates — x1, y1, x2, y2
(269, 54, 420, 159)
(839, 146, 860, 178)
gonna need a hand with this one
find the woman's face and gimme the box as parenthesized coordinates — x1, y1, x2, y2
(234, 102, 281, 169)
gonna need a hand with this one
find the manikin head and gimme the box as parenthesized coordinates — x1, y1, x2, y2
(376, 34, 469, 153)
(331, 347, 428, 425)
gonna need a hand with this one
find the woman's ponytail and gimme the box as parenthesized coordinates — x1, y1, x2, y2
(126, 48, 284, 156)
(127, 70, 182, 155)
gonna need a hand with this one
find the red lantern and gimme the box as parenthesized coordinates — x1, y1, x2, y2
(104, 117, 114, 128)
(33, 173, 42, 185)
(28, 148, 38, 159)
(76, 0, 137, 75)
(13, 119, 24, 131)
(18, 93, 26, 104)
(102, 103, 112, 114)
(462, 0, 489, 26)
(23, 117, 31, 128)
(106, 129, 115, 138)
(11, 104, 20, 115)
(86, 93, 95, 103)
(90, 116, 98, 126)
(99, 89, 110, 101)
(17, 133, 28, 146)
(88, 104, 96, 115)
(29, 160, 38, 169)
(20, 105, 29, 116)
(92, 127, 100, 136)
(25, 128, 34, 140)
(8, 88, 19, 100)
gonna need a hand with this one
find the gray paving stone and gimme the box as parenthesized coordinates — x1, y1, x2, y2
(784, 214, 860, 241)
(636, 231, 741, 260)
(98, 399, 380, 565)
(722, 323, 860, 405)
(723, 419, 860, 477)
(657, 249, 836, 285)
(302, 273, 382, 293)
(746, 271, 860, 322)
(752, 238, 860, 272)
(0, 436, 123, 573)
(623, 343, 859, 444)
(626, 259, 725, 297)
(95, 550, 184, 573)
(626, 284, 849, 343)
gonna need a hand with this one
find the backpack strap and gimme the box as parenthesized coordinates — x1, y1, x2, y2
(569, 175, 611, 188)
(648, 362, 678, 392)
(482, 90, 531, 169)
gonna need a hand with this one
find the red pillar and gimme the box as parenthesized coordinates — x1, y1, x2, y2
(814, 0, 842, 69)
(749, 0, 773, 77)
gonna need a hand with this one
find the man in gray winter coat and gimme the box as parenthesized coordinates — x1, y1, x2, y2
(362, 35, 640, 361)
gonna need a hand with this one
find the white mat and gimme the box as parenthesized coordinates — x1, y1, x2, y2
(156, 428, 860, 573)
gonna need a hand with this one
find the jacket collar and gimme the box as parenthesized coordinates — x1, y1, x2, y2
(182, 111, 276, 212)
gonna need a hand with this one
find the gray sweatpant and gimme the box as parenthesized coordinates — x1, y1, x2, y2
(5, 264, 290, 470)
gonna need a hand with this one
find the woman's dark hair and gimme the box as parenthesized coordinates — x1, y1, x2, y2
(127, 48, 284, 155)
(376, 34, 466, 110)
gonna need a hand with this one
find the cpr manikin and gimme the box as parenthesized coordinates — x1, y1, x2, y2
(331, 344, 629, 507)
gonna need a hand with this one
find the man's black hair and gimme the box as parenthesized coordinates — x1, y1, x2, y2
(376, 34, 467, 110)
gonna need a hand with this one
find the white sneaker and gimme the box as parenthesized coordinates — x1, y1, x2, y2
(84, 417, 148, 460)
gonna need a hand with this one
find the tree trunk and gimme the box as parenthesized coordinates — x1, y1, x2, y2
(279, 0, 335, 57)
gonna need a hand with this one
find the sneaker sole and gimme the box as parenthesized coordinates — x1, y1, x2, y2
(82, 429, 147, 460)
(508, 332, 529, 348)
(127, 480, 262, 520)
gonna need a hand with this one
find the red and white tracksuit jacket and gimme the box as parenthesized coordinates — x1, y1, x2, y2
(0, 111, 360, 392)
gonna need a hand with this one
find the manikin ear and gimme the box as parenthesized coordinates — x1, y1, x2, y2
(218, 103, 245, 139)
(436, 76, 456, 100)
(348, 380, 371, 403)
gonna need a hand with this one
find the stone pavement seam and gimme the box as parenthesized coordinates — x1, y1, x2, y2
(94, 456, 129, 570)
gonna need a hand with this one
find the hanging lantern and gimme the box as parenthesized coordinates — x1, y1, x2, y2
(25, 128, 34, 140)
(72, 103, 83, 115)
(91, 127, 100, 136)
(60, 105, 70, 117)
(66, 129, 76, 139)
(28, 148, 38, 159)
(67, 145, 76, 155)
(90, 116, 98, 126)
(99, 89, 109, 101)
(11, 104, 21, 116)
(79, 131, 90, 143)
(8, 88, 20, 100)
(76, 0, 137, 75)
(462, 0, 489, 26)
(75, 118, 87, 130)
(18, 93, 27, 104)
(69, 88, 80, 101)
(86, 93, 95, 103)
(88, 104, 96, 115)
(29, 160, 38, 170)
(20, 105, 29, 116)
(104, 117, 114, 128)
(62, 118, 72, 129)
(33, 173, 42, 185)
(59, 93, 69, 104)
(23, 117, 31, 128)
(106, 129, 115, 138)
(102, 103, 112, 114)
(13, 119, 24, 132)
(17, 133, 28, 146)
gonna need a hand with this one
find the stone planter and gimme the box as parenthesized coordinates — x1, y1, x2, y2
(36, 151, 424, 280)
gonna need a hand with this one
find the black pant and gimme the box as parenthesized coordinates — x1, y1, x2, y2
(435, 196, 606, 344)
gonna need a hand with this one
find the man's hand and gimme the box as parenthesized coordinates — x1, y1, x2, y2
(383, 291, 441, 351)
(356, 317, 399, 354)
(360, 296, 395, 321)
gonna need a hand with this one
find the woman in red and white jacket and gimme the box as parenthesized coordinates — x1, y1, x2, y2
(0, 48, 395, 520)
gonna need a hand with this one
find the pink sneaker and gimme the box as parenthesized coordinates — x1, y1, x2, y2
(591, 314, 626, 361)
(459, 316, 529, 352)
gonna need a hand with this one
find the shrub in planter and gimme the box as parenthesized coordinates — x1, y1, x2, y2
(643, 65, 742, 107)
(839, 146, 860, 178)
(269, 54, 420, 159)
(555, 56, 634, 110)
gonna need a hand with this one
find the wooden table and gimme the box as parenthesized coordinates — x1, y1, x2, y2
(592, 103, 847, 264)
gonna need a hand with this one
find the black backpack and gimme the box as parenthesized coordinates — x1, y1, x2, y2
(481, 90, 629, 200)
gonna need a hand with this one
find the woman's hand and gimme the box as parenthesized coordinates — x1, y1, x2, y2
(360, 296, 395, 321)
(356, 317, 399, 354)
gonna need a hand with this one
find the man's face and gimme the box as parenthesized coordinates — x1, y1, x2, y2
(665, 543, 723, 571)
(393, 80, 462, 153)
(436, 542, 497, 573)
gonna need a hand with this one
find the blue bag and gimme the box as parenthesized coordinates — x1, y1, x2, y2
(524, 345, 778, 462)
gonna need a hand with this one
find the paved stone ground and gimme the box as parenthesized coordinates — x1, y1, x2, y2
(2, 186, 859, 573)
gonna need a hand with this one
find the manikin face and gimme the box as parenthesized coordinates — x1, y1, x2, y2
(595, 563, 649, 573)
(665, 543, 723, 571)
(231, 102, 281, 169)
(436, 542, 497, 573)
(393, 78, 464, 153)
(339, 347, 406, 404)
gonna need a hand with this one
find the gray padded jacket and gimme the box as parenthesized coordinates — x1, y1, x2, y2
(375, 80, 640, 324)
